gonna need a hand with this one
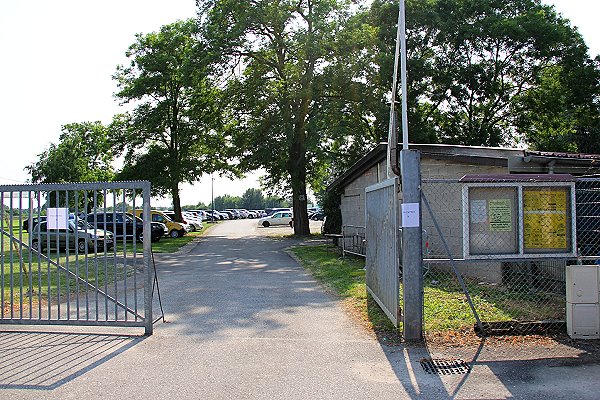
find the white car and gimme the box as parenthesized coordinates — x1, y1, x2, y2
(182, 211, 204, 231)
(258, 211, 293, 228)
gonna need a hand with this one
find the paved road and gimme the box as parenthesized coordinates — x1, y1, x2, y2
(2, 219, 600, 399)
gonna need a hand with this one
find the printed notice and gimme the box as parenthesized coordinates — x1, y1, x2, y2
(488, 199, 512, 232)
(401, 203, 420, 228)
(470, 199, 487, 223)
(523, 188, 568, 250)
(47, 208, 68, 229)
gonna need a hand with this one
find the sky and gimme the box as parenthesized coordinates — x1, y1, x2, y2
(1, 0, 599, 207)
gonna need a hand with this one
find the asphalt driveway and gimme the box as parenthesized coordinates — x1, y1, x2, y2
(1, 219, 600, 399)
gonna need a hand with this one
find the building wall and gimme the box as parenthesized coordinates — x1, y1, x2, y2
(340, 160, 387, 228)
(340, 157, 506, 229)
(339, 156, 508, 283)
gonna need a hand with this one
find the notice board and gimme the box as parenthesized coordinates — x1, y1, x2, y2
(523, 187, 571, 253)
(462, 180, 575, 259)
(468, 187, 518, 255)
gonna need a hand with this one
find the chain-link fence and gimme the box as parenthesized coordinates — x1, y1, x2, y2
(576, 178, 600, 261)
(419, 177, 590, 336)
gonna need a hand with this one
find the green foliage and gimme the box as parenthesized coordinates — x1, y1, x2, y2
(368, 0, 600, 149)
(26, 121, 114, 184)
(211, 189, 288, 210)
(25, 121, 115, 212)
(183, 202, 208, 210)
(264, 196, 290, 208)
(515, 62, 600, 153)
(200, 0, 377, 234)
(213, 194, 241, 210)
(112, 19, 233, 220)
(240, 188, 265, 210)
(321, 187, 342, 234)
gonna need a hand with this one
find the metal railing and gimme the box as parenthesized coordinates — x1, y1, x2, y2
(342, 225, 366, 257)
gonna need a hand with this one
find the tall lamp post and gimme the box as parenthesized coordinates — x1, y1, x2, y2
(211, 173, 215, 223)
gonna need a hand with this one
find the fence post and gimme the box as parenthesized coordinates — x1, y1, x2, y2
(401, 149, 423, 340)
(143, 182, 154, 336)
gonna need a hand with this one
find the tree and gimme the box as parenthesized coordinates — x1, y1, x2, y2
(368, 0, 600, 148)
(113, 19, 231, 222)
(183, 201, 209, 210)
(25, 121, 115, 212)
(240, 188, 265, 210)
(515, 60, 600, 153)
(200, 0, 363, 235)
(27, 121, 114, 184)
(213, 194, 241, 210)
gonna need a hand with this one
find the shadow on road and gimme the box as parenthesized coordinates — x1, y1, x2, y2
(0, 330, 144, 390)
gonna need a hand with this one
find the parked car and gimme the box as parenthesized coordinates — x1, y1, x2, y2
(265, 208, 292, 216)
(310, 211, 325, 221)
(86, 212, 144, 242)
(163, 211, 195, 232)
(30, 219, 113, 253)
(254, 210, 267, 218)
(246, 210, 258, 219)
(237, 209, 250, 218)
(188, 210, 208, 221)
(133, 210, 187, 238)
(22, 216, 47, 232)
(182, 211, 204, 231)
(220, 210, 234, 220)
(124, 213, 167, 243)
(225, 209, 242, 219)
(258, 211, 293, 228)
(215, 211, 228, 220)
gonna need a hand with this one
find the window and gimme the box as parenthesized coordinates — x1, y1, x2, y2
(152, 214, 165, 223)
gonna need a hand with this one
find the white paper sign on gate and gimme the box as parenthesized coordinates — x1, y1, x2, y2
(401, 203, 420, 228)
(47, 208, 68, 229)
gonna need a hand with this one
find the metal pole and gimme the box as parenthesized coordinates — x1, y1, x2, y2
(387, 0, 404, 178)
(143, 181, 153, 335)
(401, 149, 423, 341)
(211, 173, 215, 223)
(399, 0, 409, 150)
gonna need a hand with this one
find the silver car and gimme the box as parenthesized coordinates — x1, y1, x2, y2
(30, 220, 114, 253)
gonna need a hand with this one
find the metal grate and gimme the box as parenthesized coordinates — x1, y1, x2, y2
(420, 358, 471, 375)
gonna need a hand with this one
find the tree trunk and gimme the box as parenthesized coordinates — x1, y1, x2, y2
(290, 172, 310, 235)
(289, 133, 310, 236)
(172, 185, 183, 222)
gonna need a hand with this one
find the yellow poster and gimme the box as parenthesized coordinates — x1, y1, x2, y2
(523, 188, 568, 250)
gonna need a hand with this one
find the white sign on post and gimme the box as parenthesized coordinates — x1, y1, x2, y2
(47, 208, 69, 229)
(401, 202, 420, 228)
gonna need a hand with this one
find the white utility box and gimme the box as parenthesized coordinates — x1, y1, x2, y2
(567, 303, 600, 339)
(566, 265, 599, 304)
(566, 265, 600, 339)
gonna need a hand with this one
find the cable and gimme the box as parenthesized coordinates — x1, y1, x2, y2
(151, 249, 166, 324)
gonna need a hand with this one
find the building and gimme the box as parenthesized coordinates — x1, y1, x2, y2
(326, 143, 600, 283)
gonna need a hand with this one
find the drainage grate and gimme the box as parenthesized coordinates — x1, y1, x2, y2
(420, 358, 471, 375)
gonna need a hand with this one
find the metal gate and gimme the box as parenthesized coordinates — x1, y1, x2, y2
(365, 178, 400, 326)
(0, 182, 153, 335)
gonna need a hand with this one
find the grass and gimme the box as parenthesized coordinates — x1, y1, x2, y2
(290, 244, 400, 341)
(422, 274, 564, 332)
(1, 218, 215, 310)
(290, 244, 565, 339)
